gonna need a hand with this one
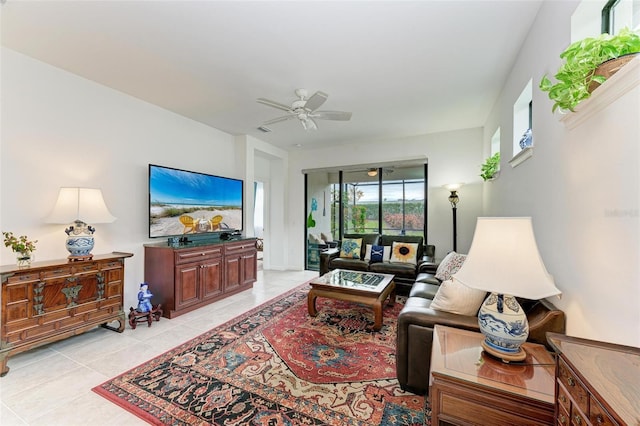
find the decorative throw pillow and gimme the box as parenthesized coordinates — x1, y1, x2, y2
(364, 245, 392, 262)
(389, 242, 419, 265)
(430, 278, 487, 316)
(435, 251, 467, 281)
(340, 238, 363, 259)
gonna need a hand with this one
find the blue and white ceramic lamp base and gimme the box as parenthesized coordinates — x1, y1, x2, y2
(477, 293, 529, 362)
(65, 220, 96, 261)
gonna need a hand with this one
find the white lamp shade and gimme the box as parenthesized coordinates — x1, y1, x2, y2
(46, 188, 116, 224)
(452, 217, 560, 300)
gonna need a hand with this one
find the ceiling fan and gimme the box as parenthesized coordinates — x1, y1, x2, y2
(257, 89, 352, 131)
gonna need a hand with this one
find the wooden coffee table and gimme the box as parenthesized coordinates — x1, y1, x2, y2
(307, 269, 395, 331)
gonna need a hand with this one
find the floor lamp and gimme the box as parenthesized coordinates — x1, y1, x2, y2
(445, 184, 462, 252)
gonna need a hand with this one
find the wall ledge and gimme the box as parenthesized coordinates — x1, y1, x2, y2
(509, 147, 533, 168)
(560, 55, 640, 130)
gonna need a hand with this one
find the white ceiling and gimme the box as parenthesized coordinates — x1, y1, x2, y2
(1, 0, 543, 150)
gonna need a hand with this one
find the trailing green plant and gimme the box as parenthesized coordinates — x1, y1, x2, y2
(480, 152, 500, 181)
(540, 28, 640, 113)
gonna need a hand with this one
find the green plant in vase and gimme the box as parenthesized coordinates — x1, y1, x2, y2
(540, 28, 640, 113)
(480, 152, 500, 181)
(2, 231, 38, 267)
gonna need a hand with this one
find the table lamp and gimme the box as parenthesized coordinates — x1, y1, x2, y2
(452, 217, 560, 362)
(46, 187, 116, 260)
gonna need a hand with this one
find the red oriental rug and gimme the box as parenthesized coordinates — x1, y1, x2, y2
(93, 282, 424, 425)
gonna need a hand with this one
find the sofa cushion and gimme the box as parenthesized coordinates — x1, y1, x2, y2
(435, 251, 467, 281)
(364, 244, 391, 263)
(339, 238, 363, 259)
(329, 257, 370, 272)
(369, 261, 416, 279)
(409, 281, 440, 299)
(430, 278, 487, 316)
(390, 242, 419, 265)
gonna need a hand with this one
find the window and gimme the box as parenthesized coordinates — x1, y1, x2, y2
(491, 127, 501, 157)
(513, 79, 533, 156)
(603, 0, 640, 34)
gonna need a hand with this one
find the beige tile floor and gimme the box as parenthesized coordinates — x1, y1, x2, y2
(0, 267, 318, 426)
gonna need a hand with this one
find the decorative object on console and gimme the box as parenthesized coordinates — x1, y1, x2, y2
(444, 183, 462, 252)
(46, 187, 116, 261)
(453, 217, 561, 362)
(2, 231, 37, 267)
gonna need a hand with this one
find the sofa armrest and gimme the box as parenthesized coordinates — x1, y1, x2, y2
(396, 297, 480, 394)
(319, 249, 339, 275)
(418, 258, 439, 274)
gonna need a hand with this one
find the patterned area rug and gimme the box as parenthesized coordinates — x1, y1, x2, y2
(93, 282, 424, 425)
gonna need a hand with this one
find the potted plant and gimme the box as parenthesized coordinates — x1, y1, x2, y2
(2, 231, 38, 267)
(539, 28, 640, 113)
(480, 152, 500, 181)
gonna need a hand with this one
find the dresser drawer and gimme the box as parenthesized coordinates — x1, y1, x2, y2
(174, 246, 223, 264)
(589, 397, 617, 426)
(558, 359, 588, 414)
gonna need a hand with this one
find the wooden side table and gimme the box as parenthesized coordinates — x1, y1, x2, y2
(429, 325, 556, 426)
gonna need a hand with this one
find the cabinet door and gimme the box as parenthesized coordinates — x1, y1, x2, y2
(175, 263, 200, 308)
(201, 258, 223, 300)
(225, 255, 242, 292)
(241, 251, 257, 286)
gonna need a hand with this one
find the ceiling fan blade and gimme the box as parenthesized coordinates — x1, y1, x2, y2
(311, 111, 352, 121)
(257, 98, 293, 112)
(263, 115, 296, 125)
(304, 91, 328, 112)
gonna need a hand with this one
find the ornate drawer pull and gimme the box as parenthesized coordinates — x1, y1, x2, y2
(574, 415, 582, 425)
(560, 394, 567, 403)
(567, 376, 575, 386)
(559, 414, 567, 425)
(595, 414, 604, 424)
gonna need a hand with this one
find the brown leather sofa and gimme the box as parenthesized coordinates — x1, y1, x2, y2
(319, 233, 435, 295)
(396, 279, 566, 395)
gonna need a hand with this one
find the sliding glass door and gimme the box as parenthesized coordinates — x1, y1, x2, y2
(305, 163, 427, 271)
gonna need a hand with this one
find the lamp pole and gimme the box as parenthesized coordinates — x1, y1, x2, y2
(448, 190, 459, 252)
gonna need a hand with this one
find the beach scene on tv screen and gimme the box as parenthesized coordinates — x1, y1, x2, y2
(149, 166, 242, 238)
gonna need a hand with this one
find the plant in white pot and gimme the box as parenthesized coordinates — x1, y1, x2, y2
(539, 28, 640, 113)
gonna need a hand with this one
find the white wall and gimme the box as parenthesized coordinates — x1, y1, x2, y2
(0, 48, 242, 310)
(287, 128, 485, 270)
(482, 1, 640, 346)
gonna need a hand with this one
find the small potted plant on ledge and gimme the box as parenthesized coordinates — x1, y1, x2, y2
(539, 28, 640, 113)
(3, 231, 38, 267)
(480, 152, 500, 181)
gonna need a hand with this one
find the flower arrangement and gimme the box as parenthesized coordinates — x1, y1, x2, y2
(2, 231, 38, 254)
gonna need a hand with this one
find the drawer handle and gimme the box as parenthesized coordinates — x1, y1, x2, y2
(560, 394, 567, 403)
(567, 377, 575, 386)
(559, 414, 567, 425)
(595, 414, 604, 424)
(574, 415, 582, 425)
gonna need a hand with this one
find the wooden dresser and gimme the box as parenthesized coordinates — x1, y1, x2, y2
(547, 333, 640, 426)
(0, 252, 133, 376)
(144, 238, 257, 318)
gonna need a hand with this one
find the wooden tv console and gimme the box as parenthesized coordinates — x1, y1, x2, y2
(144, 238, 257, 319)
(0, 252, 133, 376)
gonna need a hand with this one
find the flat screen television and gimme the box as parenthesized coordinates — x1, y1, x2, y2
(149, 164, 243, 239)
